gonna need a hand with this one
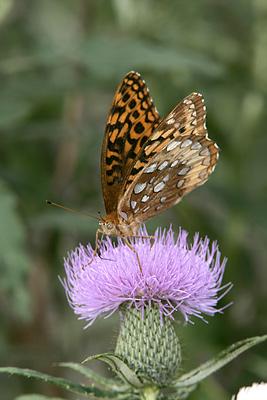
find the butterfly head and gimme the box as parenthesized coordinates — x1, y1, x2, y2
(99, 213, 139, 238)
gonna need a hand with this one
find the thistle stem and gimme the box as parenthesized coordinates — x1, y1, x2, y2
(140, 386, 160, 400)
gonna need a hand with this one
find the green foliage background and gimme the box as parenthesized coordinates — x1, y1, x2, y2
(0, 0, 266, 399)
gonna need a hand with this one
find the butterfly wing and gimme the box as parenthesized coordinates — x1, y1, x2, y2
(101, 72, 161, 215)
(118, 92, 219, 223)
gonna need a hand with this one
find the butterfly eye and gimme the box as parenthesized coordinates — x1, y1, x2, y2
(107, 223, 113, 230)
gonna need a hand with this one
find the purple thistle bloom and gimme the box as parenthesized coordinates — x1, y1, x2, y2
(61, 226, 231, 328)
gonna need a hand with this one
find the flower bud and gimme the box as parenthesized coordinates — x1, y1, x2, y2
(115, 303, 181, 386)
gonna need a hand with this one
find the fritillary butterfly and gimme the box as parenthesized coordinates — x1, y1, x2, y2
(98, 71, 219, 241)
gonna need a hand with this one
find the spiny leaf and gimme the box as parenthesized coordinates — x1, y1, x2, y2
(172, 334, 267, 387)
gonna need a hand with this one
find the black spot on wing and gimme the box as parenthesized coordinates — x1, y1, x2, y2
(106, 155, 121, 165)
(123, 92, 130, 103)
(133, 110, 140, 119)
(135, 122, 145, 134)
(107, 136, 124, 151)
(129, 99, 136, 109)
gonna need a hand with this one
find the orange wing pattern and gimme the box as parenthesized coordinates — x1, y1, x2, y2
(101, 72, 161, 215)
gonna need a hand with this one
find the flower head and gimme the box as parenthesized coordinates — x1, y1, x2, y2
(233, 382, 267, 400)
(61, 226, 231, 328)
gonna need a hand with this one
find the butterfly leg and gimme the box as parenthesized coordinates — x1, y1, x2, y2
(83, 229, 104, 269)
(123, 237, 143, 275)
(132, 234, 155, 250)
(149, 236, 155, 249)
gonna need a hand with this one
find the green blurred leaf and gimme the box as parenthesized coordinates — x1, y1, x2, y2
(0, 0, 13, 25)
(85, 353, 144, 388)
(79, 35, 225, 78)
(59, 362, 125, 391)
(0, 367, 115, 398)
(0, 99, 32, 128)
(15, 395, 65, 400)
(173, 335, 267, 387)
(0, 180, 31, 320)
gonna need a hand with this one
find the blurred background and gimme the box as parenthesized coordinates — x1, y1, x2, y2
(0, 0, 266, 399)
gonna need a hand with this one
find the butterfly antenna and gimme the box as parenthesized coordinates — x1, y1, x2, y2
(97, 210, 104, 221)
(46, 200, 101, 221)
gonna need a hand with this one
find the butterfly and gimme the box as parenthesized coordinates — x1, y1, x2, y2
(98, 71, 219, 243)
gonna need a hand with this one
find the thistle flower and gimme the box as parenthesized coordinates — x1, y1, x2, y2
(61, 226, 231, 328)
(232, 382, 267, 400)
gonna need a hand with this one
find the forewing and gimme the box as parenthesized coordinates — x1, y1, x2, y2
(101, 72, 161, 214)
(118, 93, 219, 223)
